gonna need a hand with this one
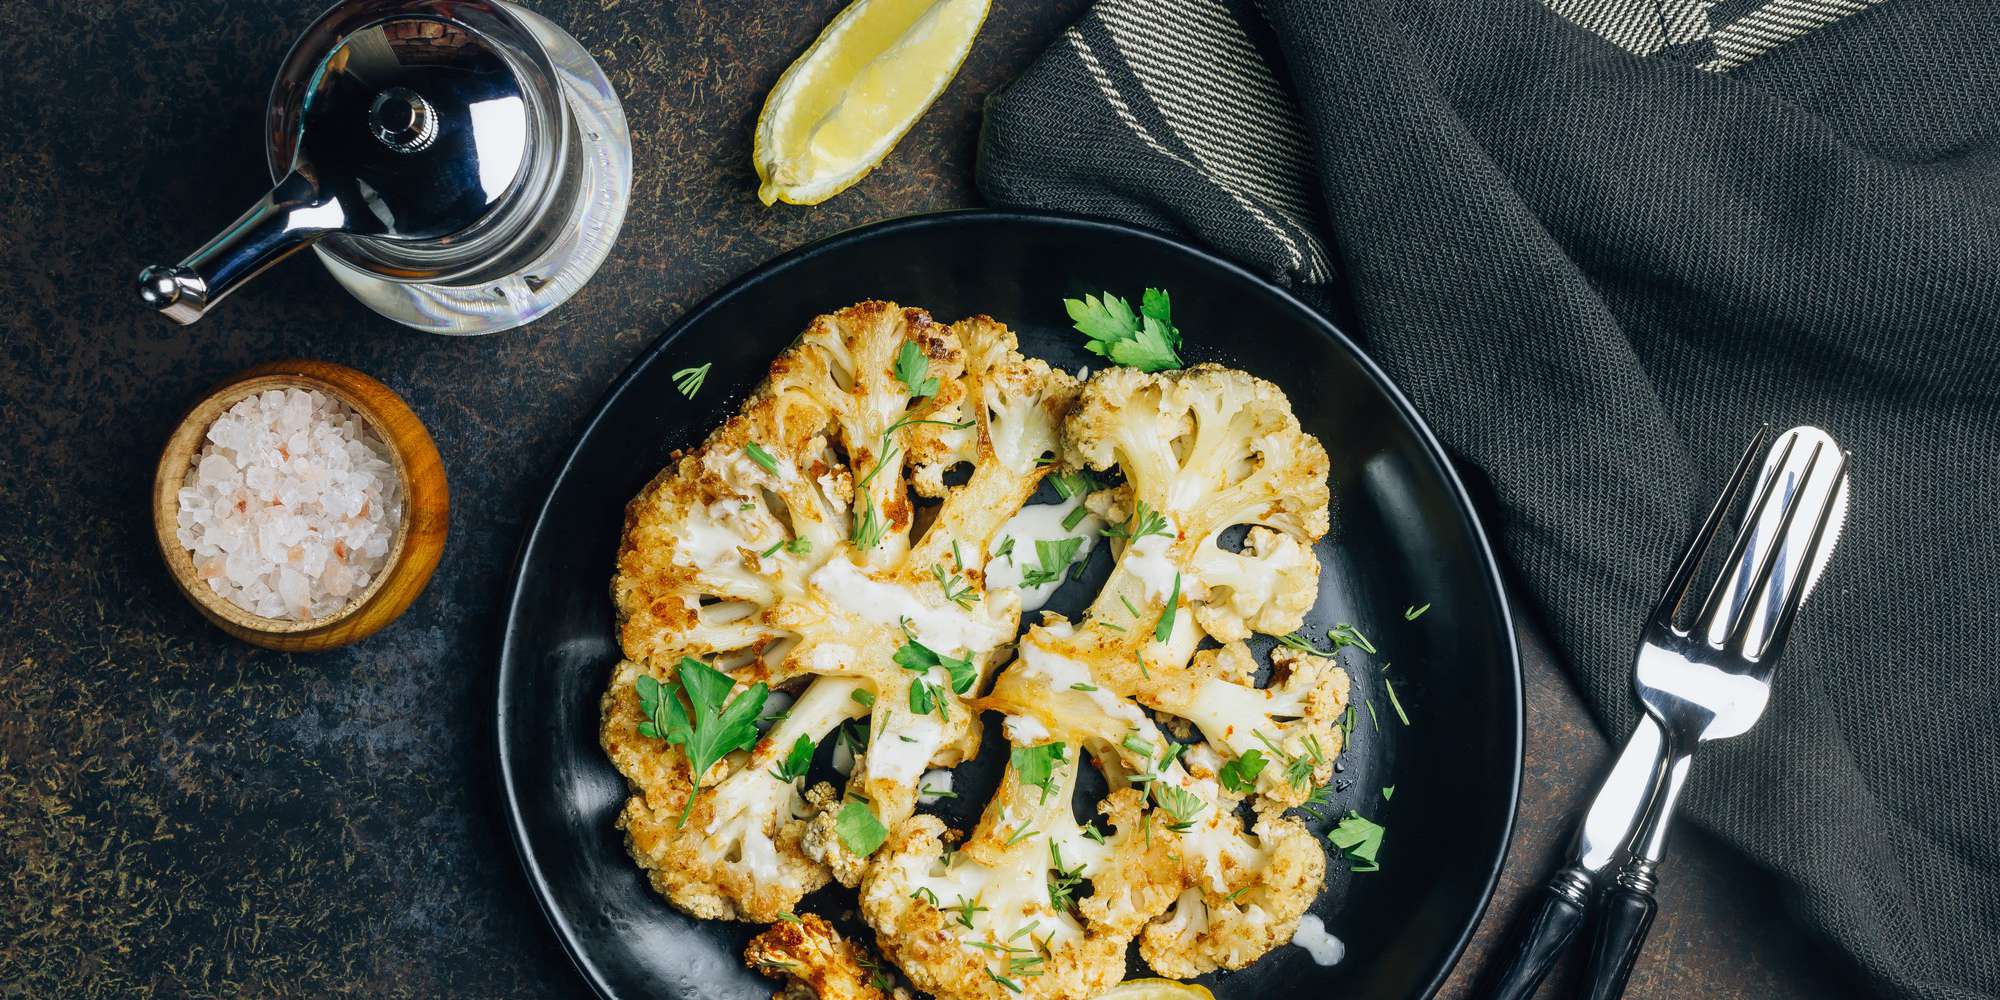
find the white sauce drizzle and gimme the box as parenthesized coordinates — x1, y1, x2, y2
(1002, 714, 1051, 744)
(1292, 914, 1346, 966)
(810, 557, 1010, 654)
(868, 711, 945, 784)
(1123, 528, 1180, 601)
(917, 769, 955, 805)
(983, 497, 1104, 613)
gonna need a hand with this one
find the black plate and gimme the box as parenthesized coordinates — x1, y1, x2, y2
(497, 210, 1521, 1000)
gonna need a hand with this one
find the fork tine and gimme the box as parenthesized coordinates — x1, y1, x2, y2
(1730, 448, 1850, 662)
(1651, 425, 1771, 628)
(1690, 430, 1800, 639)
(1717, 437, 1823, 654)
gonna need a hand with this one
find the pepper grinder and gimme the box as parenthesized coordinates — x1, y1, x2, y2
(138, 0, 631, 336)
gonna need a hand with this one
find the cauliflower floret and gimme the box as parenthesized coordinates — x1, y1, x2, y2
(604, 666, 867, 921)
(1064, 364, 1330, 672)
(1139, 799, 1324, 978)
(609, 303, 1089, 921)
(745, 912, 896, 1000)
(1138, 643, 1350, 807)
(1189, 526, 1319, 641)
(860, 759, 1128, 1000)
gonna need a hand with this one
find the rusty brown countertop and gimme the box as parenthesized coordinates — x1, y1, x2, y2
(0, 0, 1857, 995)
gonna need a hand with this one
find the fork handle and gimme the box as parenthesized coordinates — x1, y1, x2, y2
(1478, 866, 1593, 1000)
(1581, 871, 1658, 1000)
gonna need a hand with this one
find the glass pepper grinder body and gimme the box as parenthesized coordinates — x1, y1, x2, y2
(138, 0, 631, 336)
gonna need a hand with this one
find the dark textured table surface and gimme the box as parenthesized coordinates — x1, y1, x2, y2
(0, 1, 1860, 996)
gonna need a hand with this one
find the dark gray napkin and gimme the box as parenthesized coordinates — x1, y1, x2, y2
(977, 1, 2000, 996)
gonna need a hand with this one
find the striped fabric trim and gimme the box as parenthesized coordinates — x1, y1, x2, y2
(1066, 0, 1337, 282)
(1539, 0, 1887, 69)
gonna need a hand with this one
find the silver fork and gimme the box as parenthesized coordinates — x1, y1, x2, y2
(1579, 425, 1852, 1000)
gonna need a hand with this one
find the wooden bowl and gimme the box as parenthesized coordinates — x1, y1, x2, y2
(153, 360, 449, 651)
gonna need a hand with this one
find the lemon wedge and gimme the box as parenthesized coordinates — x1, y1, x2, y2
(753, 0, 990, 205)
(1096, 980, 1216, 1000)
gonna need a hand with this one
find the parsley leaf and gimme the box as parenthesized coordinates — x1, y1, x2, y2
(894, 631, 976, 694)
(1154, 572, 1182, 642)
(835, 799, 889, 856)
(634, 658, 769, 826)
(893, 341, 939, 398)
(1020, 536, 1084, 588)
(1329, 810, 1386, 871)
(770, 734, 815, 782)
(1103, 500, 1171, 541)
(1010, 742, 1068, 803)
(1218, 748, 1268, 793)
(1063, 289, 1185, 373)
(671, 363, 712, 398)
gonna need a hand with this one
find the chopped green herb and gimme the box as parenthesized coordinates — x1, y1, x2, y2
(1329, 810, 1386, 871)
(1062, 288, 1185, 372)
(1061, 503, 1090, 532)
(770, 734, 816, 782)
(1094, 620, 1127, 633)
(1081, 824, 1107, 844)
(835, 800, 888, 856)
(1103, 500, 1172, 542)
(1003, 823, 1038, 847)
(1049, 469, 1101, 500)
(785, 537, 811, 555)
(1069, 682, 1098, 692)
(1405, 603, 1431, 621)
(994, 536, 1015, 562)
(893, 341, 940, 398)
(1328, 623, 1377, 655)
(907, 676, 947, 719)
(1218, 748, 1269, 793)
(1225, 886, 1254, 903)
(1153, 573, 1182, 642)
(1021, 536, 1085, 588)
(1048, 842, 1086, 911)
(744, 442, 780, 474)
(776, 911, 803, 924)
(1385, 677, 1411, 725)
(671, 363, 712, 398)
(986, 968, 1024, 993)
(1382, 785, 1396, 801)
(1366, 699, 1380, 732)
(851, 688, 876, 709)
(952, 540, 965, 572)
(1284, 733, 1327, 788)
(1122, 732, 1155, 758)
(894, 632, 976, 694)
(1151, 782, 1206, 831)
(1010, 742, 1068, 803)
(932, 563, 980, 609)
(911, 886, 939, 906)
(851, 498, 883, 550)
(947, 896, 988, 929)
(1276, 631, 1335, 656)
(1120, 594, 1141, 619)
(759, 540, 785, 558)
(634, 658, 770, 826)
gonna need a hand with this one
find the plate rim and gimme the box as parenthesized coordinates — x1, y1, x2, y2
(495, 207, 1523, 1000)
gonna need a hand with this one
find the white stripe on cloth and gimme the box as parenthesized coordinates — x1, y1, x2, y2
(1064, 25, 1335, 283)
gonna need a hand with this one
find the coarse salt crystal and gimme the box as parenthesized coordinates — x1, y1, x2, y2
(179, 388, 402, 622)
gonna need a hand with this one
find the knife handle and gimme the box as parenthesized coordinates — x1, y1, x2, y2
(1478, 866, 1593, 1000)
(1581, 874, 1658, 1000)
